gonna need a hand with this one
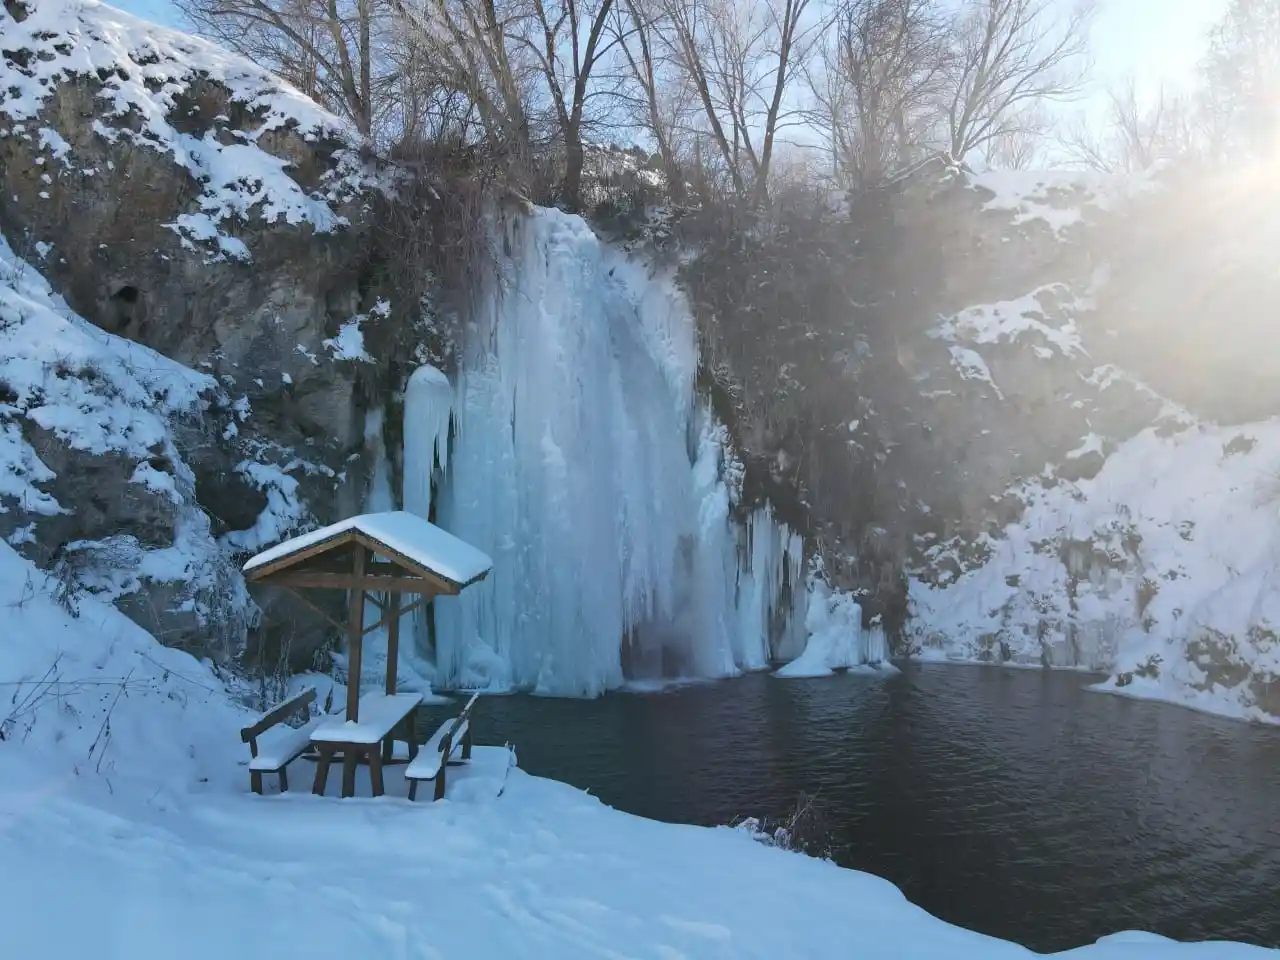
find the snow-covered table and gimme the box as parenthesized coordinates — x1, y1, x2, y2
(309, 692, 423, 798)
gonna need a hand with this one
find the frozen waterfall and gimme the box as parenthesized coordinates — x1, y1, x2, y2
(401, 207, 806, 696)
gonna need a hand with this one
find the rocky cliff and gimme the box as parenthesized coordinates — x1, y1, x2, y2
(0, 0, 404, 666)
(688, 159, 1280, 721)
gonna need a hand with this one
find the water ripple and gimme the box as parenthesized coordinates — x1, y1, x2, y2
(443, 663, 1280, 952)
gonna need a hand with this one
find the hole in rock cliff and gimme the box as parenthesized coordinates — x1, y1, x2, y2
(103, 283, 142, 334)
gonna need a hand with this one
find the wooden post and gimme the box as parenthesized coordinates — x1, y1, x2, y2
(346, 546, 366, 723)
(386, 590, 400, 696)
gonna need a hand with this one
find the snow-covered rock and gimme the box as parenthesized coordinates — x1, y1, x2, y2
(0, 230, 252, 654)
(0, 0, 389, 474)
(911, 419, 1280, 722)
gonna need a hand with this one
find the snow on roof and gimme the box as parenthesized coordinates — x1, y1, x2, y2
(0, 0, 370, 261)
(242, 511, 494, 587)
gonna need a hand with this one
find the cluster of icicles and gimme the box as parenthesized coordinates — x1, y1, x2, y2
(381, 208, 888, 696)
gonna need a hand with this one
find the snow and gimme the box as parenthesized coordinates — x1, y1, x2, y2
(911, 418, 1280, 723)
(967, 169, 1158, 234)
(932, 285, 1087, 361)
(418, 208, 804, 696)
(311, 691, 422, 744)
(323, 316, 373, 362)
(1, 0, 368, 261)
(0, 535, 1271, 960)
(242, 510, 494, 587)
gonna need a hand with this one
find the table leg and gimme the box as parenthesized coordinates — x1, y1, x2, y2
(341, 748, 358, 798)
(369, 746, 385, 797)
(312, 745, 332, 796)
(407, 706, 420, 761)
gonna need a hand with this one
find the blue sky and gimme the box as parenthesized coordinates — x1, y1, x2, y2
(110, 0, 1229, 94)
(1092, 0, 1228, 92)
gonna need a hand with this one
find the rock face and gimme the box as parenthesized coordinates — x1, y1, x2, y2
(0, 0, 397, 663)
(686, 158, 1280, 720)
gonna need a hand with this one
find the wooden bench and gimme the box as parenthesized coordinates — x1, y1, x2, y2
(309, 691, 423, 798)
(240, 687, 328, 794)
(405, 692, 478, 801)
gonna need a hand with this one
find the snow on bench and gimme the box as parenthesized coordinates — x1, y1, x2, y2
(406, 692, 478, 802)
(241, 687, 333, 794)
(311, 692, 423, 745)
(406, 718, 470, 782)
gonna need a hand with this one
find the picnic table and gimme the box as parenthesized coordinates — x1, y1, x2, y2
(310, 691, 423, 798)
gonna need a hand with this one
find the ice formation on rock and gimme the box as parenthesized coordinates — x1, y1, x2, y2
(402, 208, 806, 696)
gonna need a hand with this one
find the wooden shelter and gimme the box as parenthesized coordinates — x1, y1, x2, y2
(243, 511, 493, 724)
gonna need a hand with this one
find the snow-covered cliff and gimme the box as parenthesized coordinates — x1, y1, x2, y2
(891, 166, 1280, 722)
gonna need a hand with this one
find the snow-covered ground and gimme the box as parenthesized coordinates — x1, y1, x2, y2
(1, 537, 1273, 959)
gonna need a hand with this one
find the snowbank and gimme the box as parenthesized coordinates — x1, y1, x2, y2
(1, 539, 1272, 959)
(911, 419, 1280, 723)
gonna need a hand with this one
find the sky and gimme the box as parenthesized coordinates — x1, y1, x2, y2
(110, 0, 1231, 94)
(1091, 0, 1228, 92)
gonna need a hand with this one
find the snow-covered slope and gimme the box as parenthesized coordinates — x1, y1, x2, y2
(894, 166, 1280, 724)
(0, 538, 1271, 959)
(911, 419, 1280, 723)
(0, 230, 252, 650)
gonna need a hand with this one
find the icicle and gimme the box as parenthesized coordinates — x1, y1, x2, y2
(363, 409, 395, 514)
(403, 364, 452, 521)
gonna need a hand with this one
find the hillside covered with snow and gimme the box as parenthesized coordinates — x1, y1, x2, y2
(883, 165, 1280, 724)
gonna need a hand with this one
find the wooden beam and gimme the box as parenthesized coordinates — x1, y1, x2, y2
(386, 590, 401, 696)
(278, 559, 424, 580)
(258, 571, 440, 593)
(349, 531, 464, 595)
(280, 586, 349, 635)
(346, 546, 366, 723)
(360, 597, 426, 637)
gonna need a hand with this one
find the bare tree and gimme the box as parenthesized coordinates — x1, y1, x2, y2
(939, 0, 1095, 161)
(647, 0, 819, 205)
(1200, 0, 1280, 159)
(1060, 78, 1198, 172)
(180, 0, 393, 137)
(613, 0, 689, 197)
(810, 0, 948, 188)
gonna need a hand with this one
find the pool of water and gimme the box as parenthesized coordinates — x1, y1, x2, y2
(424, 663, 1280, 953)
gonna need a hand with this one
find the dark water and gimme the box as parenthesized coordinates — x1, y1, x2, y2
(429, 664, 1280, 953)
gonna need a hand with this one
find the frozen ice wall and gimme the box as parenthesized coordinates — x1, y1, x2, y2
(402, 207, 805, 696)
